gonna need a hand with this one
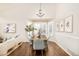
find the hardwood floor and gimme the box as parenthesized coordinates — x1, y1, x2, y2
(9, 41, 69, 56)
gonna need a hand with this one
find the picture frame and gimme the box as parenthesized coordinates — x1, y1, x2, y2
(56, 22, 60, 32)
(59, 20, 65, 32)
(4, 23, 16, 33)
(65, 15, 73, 32)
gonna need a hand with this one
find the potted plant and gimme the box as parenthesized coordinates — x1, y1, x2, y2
(25, 24, 37, 38)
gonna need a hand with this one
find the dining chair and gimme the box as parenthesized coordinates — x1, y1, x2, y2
(32, 39, 45, 56)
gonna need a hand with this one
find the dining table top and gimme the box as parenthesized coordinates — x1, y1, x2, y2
(32, 35, 48, 40)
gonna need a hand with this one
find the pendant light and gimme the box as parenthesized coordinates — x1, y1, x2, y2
(36, 3, 45, 17)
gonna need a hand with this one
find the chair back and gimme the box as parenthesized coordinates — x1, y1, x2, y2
(33, 39, 45, 50)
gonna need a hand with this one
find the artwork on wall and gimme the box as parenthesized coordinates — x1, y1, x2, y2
(4, 23, 16, 33)
(65, 15, 73, 32)
(59, 20, 65, 32)
(56, 22, 60, 32)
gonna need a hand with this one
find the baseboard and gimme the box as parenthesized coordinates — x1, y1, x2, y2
(49, 40, 73, 56)
(6, 42, 23, 56)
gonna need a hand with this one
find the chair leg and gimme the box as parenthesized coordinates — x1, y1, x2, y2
(34, 50, 36, 56)
(35, 51, 36, 55)
(41, 50, 43, 56)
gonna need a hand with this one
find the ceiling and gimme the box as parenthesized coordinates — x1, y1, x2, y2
(0, 3, 56, 21)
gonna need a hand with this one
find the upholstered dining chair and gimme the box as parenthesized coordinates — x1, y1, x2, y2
(32, 39, 45, 56)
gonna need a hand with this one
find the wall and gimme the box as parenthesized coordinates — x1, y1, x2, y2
(55, 3, 79, 55)
(0, 3, 56, 42)
(0, 3, 79, 55)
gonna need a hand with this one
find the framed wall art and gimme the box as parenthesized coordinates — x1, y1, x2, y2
(4, 23, 16, 33)
(65, 15, 73, 32)
(56, 22, 60, 32)
(59, 20, 65, 32)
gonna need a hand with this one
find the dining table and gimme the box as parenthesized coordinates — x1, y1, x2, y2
(31, 35, 48, 50)
(31, 35, 48, 55)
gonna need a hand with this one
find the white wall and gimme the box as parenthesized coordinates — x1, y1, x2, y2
(1, 3, 79, 56)
(0, 3, 56, 42)
(1, 3, 79, 55)
(55, 3, 79, 55)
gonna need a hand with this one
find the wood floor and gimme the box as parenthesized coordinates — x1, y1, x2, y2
(9, 41, 69, 56)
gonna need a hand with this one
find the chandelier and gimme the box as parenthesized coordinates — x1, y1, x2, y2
(36, 3, 45, 17)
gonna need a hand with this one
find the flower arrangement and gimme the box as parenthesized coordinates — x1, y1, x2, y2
(25, 24, 37, 37)
(25, 24, 36, 32)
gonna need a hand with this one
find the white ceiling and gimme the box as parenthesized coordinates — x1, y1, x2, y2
(0, 3, 56, 21)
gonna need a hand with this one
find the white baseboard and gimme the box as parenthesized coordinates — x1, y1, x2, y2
(6, 42, 23, 56)
(50, 39, 74, 56)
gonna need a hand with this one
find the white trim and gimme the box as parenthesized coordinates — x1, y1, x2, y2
(54, 33, 79, 56)
(50, 39, 73, 56)
(6, 42, 23, 56)
(55, 33, 79, 40)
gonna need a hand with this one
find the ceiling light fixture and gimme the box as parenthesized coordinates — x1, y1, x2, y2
(36, 3, 45, 17)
